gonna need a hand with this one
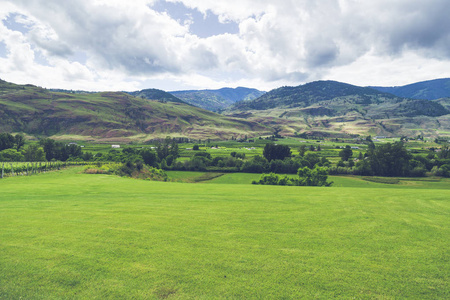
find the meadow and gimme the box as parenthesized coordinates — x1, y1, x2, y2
(0, 167, 449, 299)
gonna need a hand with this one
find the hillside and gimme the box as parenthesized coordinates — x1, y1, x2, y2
(170, 87, 265, 111)
(226, 80, 450, 138)
(0, 80, 270, 141)
(231, 80, 449, 118)
(370, 78, 450, 100)
(127, 88, 187, 104)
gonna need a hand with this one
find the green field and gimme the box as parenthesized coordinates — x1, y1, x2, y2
(0, 168, 449, 299)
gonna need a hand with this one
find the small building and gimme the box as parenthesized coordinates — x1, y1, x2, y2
(111, 145, 120, 149)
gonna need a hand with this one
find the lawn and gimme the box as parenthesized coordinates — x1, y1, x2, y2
(0, 168, 449, 299)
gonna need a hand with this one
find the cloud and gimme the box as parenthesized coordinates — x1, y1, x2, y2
(1, 0, 450, 91)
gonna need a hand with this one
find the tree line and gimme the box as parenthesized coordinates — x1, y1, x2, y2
(332, 142, 450, 177)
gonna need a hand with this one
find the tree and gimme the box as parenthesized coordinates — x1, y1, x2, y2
(155, 137, 179, 165)
(256, 173, 280, 185)
(369, 142, 412, 177)
(14, 134, 25, 151)
(241, 155, 268, 173)
(298, 145, 307, 157)
(0, 149, 24, 162)
(40, 138, 56, 161)
(22, 144, 46, 162)
(358, 151, 363, 160)
(140, 148, 157, 166)
(297, 166, 332, 186)
(263, 143, 291, 162)
(302, 153, 320, 169)
(339, 145, 353, 161)
(0, 133, 15, 151)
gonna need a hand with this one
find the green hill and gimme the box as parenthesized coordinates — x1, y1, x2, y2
(0, 80, 269, 141)
(171, 87, 265, 111)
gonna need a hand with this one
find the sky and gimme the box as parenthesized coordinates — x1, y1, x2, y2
(1, 0, 450, 92)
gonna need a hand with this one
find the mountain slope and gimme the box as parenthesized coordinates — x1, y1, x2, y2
(232, 81, 398, 111)
(230, 80, 449, 118)
(128, 88, 186, 104)
(225, 80, 450, 138)
(370, 78, 450, 100)
(0, 80, 269, 141)
(170, 87, 265, 111)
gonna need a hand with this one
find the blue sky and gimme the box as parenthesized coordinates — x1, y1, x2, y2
(1, 0, 450, 92)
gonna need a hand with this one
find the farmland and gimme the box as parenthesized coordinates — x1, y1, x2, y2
(0, 167, 449, 299)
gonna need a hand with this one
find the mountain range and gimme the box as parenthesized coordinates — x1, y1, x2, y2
(370, 78, 450, 100)
(225, 80, 450, 138)
(2, 78, 450, 141)
(0, 80, 269, 142)
(169, 87, 265, 111)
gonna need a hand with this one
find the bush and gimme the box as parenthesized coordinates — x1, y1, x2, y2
(253, 166, 332, 186)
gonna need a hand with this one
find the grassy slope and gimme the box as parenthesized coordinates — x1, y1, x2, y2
(0, 81, 270, 141)
(0, 169, 448, 299)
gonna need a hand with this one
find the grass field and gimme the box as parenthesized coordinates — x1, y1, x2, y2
(0, 168, 449, 299)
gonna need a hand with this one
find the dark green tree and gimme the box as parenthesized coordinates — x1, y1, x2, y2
(369, 142, 411, 177)
(263, 143, 291, 162)
(22, 144, 46, 162)
(140, 148, 157, 166)
(339, 145, 353, 161)
(0, 133, 15, 151)
(298, 145, 307, 157)
(14, 134, 25, 151)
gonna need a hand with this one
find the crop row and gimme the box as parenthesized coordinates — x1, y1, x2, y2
(0, 161, 92, 178)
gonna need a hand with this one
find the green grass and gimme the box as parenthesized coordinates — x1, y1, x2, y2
(0, 168, 449, 299)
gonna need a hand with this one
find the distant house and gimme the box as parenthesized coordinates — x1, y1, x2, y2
(111, 145, 120, 149)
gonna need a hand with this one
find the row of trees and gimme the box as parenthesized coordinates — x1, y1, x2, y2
(331, 142, 450, 177)
(253, 166, 332, 186)
(0, 133, 25, 151)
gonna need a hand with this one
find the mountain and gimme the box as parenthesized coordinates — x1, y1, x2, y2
(127, 88, 186, 104)
(370, 78, 450, 100)
(232, 81, 397, 111)
(226, 80, 450, 138)
(231, 80, 448, 118)
(0, 79, 269, 141)
(170, 87, 265, 111)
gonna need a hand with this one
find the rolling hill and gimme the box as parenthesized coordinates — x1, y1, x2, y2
(0, 80, 270, 141)
(226, 80, 450, 138)
(230, 80, 449, 118)
(370, 78, 450, 100)
(2, 78, 449, 140)
(170, 87, 265, 111)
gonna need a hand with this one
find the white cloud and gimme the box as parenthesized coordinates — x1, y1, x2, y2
(1, 0, 450, 91)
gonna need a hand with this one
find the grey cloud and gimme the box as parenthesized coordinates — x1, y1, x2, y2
(305, 39, 340, 68)
(29, 33, 73, 57)
(8, 0, 187, 75)
(355, 0, 450, 58)
(5, 0, 450, 89)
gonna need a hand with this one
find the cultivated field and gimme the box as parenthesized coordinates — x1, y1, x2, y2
(0, 168, 449, 299)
